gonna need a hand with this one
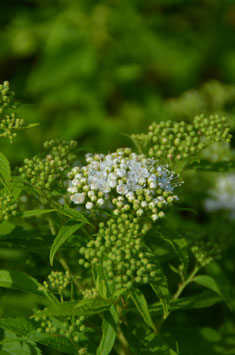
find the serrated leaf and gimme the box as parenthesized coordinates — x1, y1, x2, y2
(56, 207, 91, 226)
(92, 264, 115, 298)
(0, 318, 77, 355)
(193, 275, 232, 310)
(22, 209, 56, 217)
(0, 270, 42, 296)
(186, 160, 235, 172)
(130, 287, 156, 332)
(0, 153, 11, 191)
(150, 262, 170, 317)
(122, 324, 176, 355)
(34, 299, 111, 318)
(0, 329, 42, 355)
(150, 291, 223, 315)
(97, 305, 119, 355)
(50, 220, 82, 265)
(156, 227, 189, 273)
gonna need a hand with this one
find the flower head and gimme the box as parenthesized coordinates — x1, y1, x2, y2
(67, 148, 181, 219)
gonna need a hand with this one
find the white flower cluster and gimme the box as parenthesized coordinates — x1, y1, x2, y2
(205, 173, 235, 219)
(67, 148, 180, 220)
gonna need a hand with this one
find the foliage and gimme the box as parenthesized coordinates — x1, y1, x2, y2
(0, 81, 234, 355)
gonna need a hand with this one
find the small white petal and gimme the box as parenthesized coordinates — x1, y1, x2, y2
(86, 202, 94, 209)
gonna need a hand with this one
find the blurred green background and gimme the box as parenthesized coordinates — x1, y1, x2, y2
(0, 0, 235, 161)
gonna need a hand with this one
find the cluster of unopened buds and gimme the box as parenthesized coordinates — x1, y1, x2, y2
(82, 288, 98, 299)
(39, 271, 71, 293)
(0, 81, 26, 142)
(0, 193, 18, 221)
(67, 148, 180, 221)
(79, 214, 160, 289)
(132, 114, 231, 162)
(18, 140, 77, 191)
(0, 81, 17, 113)
(35, 314, 86, 343)
(191, 241, 221, 267)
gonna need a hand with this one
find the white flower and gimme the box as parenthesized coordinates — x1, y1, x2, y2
(205, 173, 235, 219)
(117, 184, 129, 195)
(151, 214, 158, 221)
(67, 147, 181, 217)
(68, 186, 78, 194)
(71, 193, 85, 204)
(116, 168, 126, 177)
(72, 179, 80, 186)
(97, 198, 105, 206)
(86, 202, 94, 209)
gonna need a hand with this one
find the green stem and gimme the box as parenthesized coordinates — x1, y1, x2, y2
(117, 328, 132, 355)
(157, 264, 200, 329)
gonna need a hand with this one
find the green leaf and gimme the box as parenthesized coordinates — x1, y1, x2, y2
(97, 305, 119, 355)
(22, 209, 56, 217)
(150, 262, 170, 318)
(130, 287, 156, 332)
(23, 123, 40, 130)
(50, 220, 82, 265)
(0, 329, 42, 355)
(33, 299, 111, 318)
(122, 324, 176, 355)
(0, 318, 77, 355)
(193, 275, 232, 310)
(163, 325, 227, 355)
(150, 291, 223, 315)
(56, 207, 91, 225)
(0, 270, 42, 296)
(0, 153, 11, 191)
(92, 264, 115, 298)
(156, 227, 189, 273)
(0, 222, 15, 237)
(186, 160, 235, 172)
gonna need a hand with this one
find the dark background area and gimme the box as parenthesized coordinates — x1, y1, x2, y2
(0, 0, 235, 162)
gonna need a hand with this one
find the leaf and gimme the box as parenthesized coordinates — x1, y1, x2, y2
(23, 123, 40, 130)
(22, 209, 56, 217)
(150, 262, 170, 318)
(97, 305, 119, 355)
(33, 299, 111, 318)
(50, 220, 83, 265)
(156, 227, 189, 273)
(186, 160, 235, 172)
(0, 318, 77, 355)
(163, 325, 227, 355)
(92, 264, 115, 298)
(130, 287, 156, 332)
(150, 291, 223, 315)
(56, 207, 91, 225)
(11, 177, 40, 196)
(0, 153, 11, 191)
(0, 270, 42, 296)
(0, 222, 15, 237)
(122, 324, 176, 355)
(0, 329, 42, 355)
(193, 275, 232, 310)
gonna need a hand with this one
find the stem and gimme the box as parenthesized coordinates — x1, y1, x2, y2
(157, 264, 200, 330)
(172, 264, 199, 300)
(117, 328, 132, 355)
(60, 292, 64, 303)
